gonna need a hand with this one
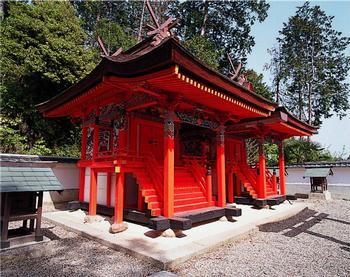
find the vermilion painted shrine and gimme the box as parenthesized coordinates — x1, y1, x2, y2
(38, 35, 316, 231)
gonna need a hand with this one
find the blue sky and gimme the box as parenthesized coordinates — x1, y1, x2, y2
(246, 0, 350, 157)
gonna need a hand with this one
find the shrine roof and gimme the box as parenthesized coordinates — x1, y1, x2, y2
(227, 106, 317, 138)
(37, 36, 277, 116)
(303, 168, 334, 178)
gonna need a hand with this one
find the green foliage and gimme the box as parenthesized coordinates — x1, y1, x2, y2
(0, 1, 95, 156)
(267, 2, 350, 125)
(183, 35, 221, 70)
(245, 69, 274, 101)
(283, 138, 335, 164)
(73, 1, 139, 51)
(265, 143, 278, 166)
(170, 0, 270, 68)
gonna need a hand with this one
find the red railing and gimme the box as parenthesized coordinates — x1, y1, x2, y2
(144, 153, 164, 200)
(183, 156, 207, 194)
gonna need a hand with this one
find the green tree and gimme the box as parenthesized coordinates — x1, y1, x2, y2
(284, 138, 335, 164)
(183, 34, 221, 70)
(245, 69, 274, 101)
(73, 0, 139, 56)
(267, 2, 350, 125)
(170, 0, 270, 68)
(0, 1, 95, 155)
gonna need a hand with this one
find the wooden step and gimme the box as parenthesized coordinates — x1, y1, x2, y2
(142, 189, 157, 197)
(148, 201, 162, 209)
(174, 186, 202, 193)
(175, 191, 204, 199)
(174, 201, 210, 213)
(174, 196, 207, 206)
(151, 208, 161, 217)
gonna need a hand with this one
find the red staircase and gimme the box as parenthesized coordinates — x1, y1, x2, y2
(231, 163, 258, 198)
(129, 157, 211, 216)
(174, 166, 211, 213)
(230, 162, 278, 199)
(128, 161, 163, 216)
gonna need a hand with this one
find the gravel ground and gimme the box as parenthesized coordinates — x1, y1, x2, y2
(1, 199, 349, 277)
(0, 221, 160, 277)
(175, 199, 350, 277)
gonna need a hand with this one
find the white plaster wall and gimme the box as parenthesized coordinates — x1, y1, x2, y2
(43, 163, 79, 207)
(52, 163, 79, 189)
(286, 167, 350, 186)
(327, 168, 350, 186)
(84, 168, 116, 206)
(286, 168, 309, 185)
(84, 167, 91, 203)
(285, 166, 350, 199)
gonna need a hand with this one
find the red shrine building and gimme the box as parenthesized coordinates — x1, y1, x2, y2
(38, 35, 316, 231)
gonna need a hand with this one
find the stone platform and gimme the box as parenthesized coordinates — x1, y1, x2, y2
(43, 202, 307, 269)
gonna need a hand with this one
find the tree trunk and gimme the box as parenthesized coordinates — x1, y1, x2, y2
(200, 0, 209, 37)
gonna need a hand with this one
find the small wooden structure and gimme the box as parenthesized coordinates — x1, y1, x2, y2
(0, 166, 63, 249)
(304, 168, 334, 192)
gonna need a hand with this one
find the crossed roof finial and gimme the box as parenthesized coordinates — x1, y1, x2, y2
(227, 54, 242, 81)
(97, 36, 123, 58)
(145, 0, 178, 46)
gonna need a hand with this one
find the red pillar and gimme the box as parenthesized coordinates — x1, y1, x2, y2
(79, 127, 87, 202)
(114, 171, 125, 224)
(235, 175, 242, 197)
(92, 124, 100, 160)
(278, 141, 286, 195)
(137, 189, 144, 212)
(88, 168, 97, 215)
(216, 126, 226, 207)
(258, 138, 267, 199)
(106, 172, 112, 207)
(163, 116, 174, 218)
(206, 167, 212, 203)
(227, 171, 234, 203)
(79, 168, 85, 202)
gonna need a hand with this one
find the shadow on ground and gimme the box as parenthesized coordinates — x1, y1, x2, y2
(259, 207, 350, 249)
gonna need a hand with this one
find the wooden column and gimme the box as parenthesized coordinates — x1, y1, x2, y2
(216, 126, 226, 207)
(163, 114, 175, 218)
(258, 138, 267, 199)
(88, 168, 98, 215)
(35, 191, 43, 241)
(79, 127, 87, 202)
(114, 171, 125, 224)
(235, 175, 242, 197)
(227, 171, 234, 203)
(206, 167, 212, 203)
(278, 141, 286, 195)
(1, 193, 10, 248)
(79, 168, 85, 202)
(106, 172, 112, 207)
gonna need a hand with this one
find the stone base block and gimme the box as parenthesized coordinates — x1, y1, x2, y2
(310, 191, 332, 201)
(84, 215, 104, 224)
(161, 229, 176, 238)
(109, 222, 128, 233)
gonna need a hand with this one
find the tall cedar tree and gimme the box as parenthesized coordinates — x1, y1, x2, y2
(267, 2, 350, 125)
(169, 0, 269, 69)
(0, 2, 95, 154)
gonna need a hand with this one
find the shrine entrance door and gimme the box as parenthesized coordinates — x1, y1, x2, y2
(136, 119, 164, 161)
